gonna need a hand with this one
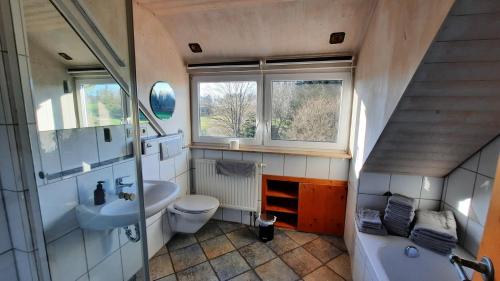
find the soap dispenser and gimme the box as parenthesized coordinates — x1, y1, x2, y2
(94, 181, 106, 205)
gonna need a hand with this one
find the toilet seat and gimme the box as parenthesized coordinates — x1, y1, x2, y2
(173, 195, 219, 214)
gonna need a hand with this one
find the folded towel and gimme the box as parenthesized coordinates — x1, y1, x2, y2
(215, 159, 256, 177)
(356, 214, 387, 236)
(358, 209, 382, 226)
(388, 194, 417, 209)
(384, 208, 415, 221)
(411, 210, 458, 242)
(411, 233, 455, 255)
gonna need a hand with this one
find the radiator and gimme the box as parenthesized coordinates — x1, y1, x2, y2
(193, 159, 258, 212)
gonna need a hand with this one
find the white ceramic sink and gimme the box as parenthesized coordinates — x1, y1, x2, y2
(76, 180, 180, 230)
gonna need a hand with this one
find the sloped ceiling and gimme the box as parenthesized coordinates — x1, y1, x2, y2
(135, 0, 377, 63)
(364, 1, 500, 177)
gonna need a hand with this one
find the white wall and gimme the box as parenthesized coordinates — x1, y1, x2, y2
(442, 136, 499, 256)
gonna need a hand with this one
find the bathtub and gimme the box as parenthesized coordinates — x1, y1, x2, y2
(353, 229, 474, 281)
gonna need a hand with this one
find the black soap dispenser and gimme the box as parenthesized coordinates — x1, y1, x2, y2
(94, 181, 106, 205)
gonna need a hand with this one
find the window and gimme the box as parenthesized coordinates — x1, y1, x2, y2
(76, 78, 127, 127)
(191, 72, 352, 151)
(192, 75, 262, 145)
(264, 73, 352, 150)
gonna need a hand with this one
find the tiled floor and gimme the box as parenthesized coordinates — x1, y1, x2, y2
(141, 220, 352, 281)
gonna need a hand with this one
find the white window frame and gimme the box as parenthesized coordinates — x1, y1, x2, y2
(263, 72, 352, 151)
(75, 77, 127, 127)
(191, 74, 263, 145)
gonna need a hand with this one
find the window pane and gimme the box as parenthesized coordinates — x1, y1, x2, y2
(199, 81, 257, 138)
(271, 80, 342, 143)
(80, 83, 124, 127)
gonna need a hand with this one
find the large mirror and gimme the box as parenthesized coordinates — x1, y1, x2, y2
(23, 1, 146, 281)
(150, 81, 176, 120)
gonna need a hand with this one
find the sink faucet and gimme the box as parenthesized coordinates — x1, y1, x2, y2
(449, 254, 495, 281)
(115, 176, 135, 201)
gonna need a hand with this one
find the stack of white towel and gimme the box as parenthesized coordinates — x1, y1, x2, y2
(410, 210, 458, 255)
(383, 194, 417, 237)
(356, 209, 387, 235)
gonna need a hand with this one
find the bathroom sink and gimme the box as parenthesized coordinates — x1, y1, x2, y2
(76, 180, 180, 230)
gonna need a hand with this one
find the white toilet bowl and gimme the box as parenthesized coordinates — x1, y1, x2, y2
(167, 195, 219, 233)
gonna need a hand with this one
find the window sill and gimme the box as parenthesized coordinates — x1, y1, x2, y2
(189, 143, 352, 159)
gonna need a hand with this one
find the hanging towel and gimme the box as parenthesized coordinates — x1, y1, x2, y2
(216, 159, 256, 177)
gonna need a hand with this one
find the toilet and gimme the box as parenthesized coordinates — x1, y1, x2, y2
(167, 195, 220, 233)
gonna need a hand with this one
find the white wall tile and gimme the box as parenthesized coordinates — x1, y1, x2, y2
(14, 250, 37, 281)
(191, 149, 204, 159)
(477, 137, 500, 178)
(0, 192, 12, 253)
(358, 172, 390, 195)
(146, 218, 164, 259)
(39, 177, 79, 242)
(88, 249, 123, 281)
(38, 130, 62, 176)
(18, 55, 35, 123)
(470, 175, 493, 225)
(77, 167, 114, 205)
(241, 211, 253, 225)
(146, 212, 162, 227)
(356, 194, 387, 212)
(464, 219, 484, 257)
(142, 153, 160, 180)
(174, 150, 188, 176)
(0, 251, 18, 281)
(3, 190, 32, 251)
(222, 151, 242, 160)
(47, 229, 87, 281)
(242, 152, 262, 164)
(461, 153, 480, 172)
(28, 124, 43, 187)
(445, 168, 476, 215)
(96, 126, 126, 162)
(58, 128, 99, 171)
(263, 153, 284, 176)
(284, 155, 306, 177)
(329, 158, 349, 180)
(162, 213, 174, 244)
(159, 157, 175, 181)
(305, 156, 330, 179)
(418, 199, 440, 211)
(213, 208, 222, 220)
(222, 208, 242, 223)
(77, 274, 90, 281)
(389, 175, 422, 198)
(0, 125, 16, 189)
(112, 159, 137, 193)
(120, 239, 143, 281)
(204, 150, 222, 160)
(83, 229, 120, 269)
(176, 172, 189, 196)
(421, 177, 444, 200)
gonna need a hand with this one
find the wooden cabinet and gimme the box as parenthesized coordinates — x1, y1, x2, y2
(262, 175, 347, 236)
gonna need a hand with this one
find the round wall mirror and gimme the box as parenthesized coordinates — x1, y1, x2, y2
(150, 82, 176, 120)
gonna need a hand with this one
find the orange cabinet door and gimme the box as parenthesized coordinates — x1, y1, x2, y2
(297, 183, 347, 236)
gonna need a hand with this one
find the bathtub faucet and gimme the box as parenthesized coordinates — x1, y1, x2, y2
(449, 254, 494, 281)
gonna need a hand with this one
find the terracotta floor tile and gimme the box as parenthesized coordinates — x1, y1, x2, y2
(266, 233, 299, 255)
(157, 274, 177, 281)
(195, 221, 223, 242)
(227, 228, 259, 248)
(281, 247, 322, 277)
(321, 235, 347, 252)
(228, 270, 260, 281)
(210, 251, 250, 280)
(176, 261, 218, 281)
(167, 233, 197, 251)
(303, 238, 342, 262)
(283, 230, 318, 245)
(170, 244, 207, 272)
(149, 254, 174, 280)
(327, 254, 352, 281)
(239, 241, 277, 268)
(255, 258, 299, 281)
(217, 221, 246, 233)
(303, 266, 344, 281)
(200, 235, 235, 259)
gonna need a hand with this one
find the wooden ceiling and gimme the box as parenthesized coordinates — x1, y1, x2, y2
(135, 0, 377, 63)
(363, 0, 500, 177)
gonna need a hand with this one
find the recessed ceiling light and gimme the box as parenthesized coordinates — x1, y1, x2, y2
(329, 32, 345, 44)
(189, 43, 202, 53)
(58, 52, 73, 60)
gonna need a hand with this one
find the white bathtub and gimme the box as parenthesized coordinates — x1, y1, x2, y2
(353, 229, 474, 281)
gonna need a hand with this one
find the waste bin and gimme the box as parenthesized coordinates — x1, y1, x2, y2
(257, 213, 276, 242)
